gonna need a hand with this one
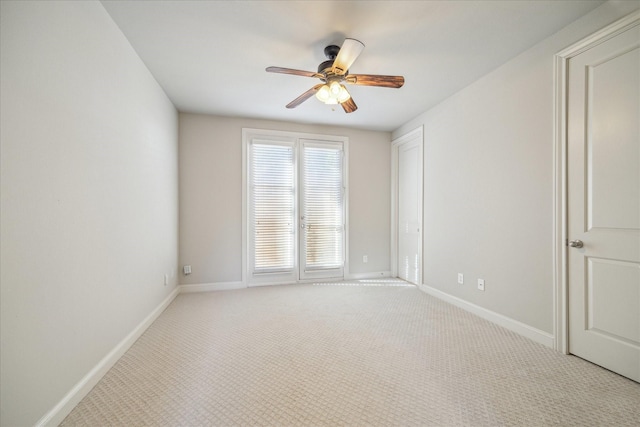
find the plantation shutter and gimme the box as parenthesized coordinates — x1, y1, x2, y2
(250, 142, 295, 274)
(302, 143, 344, 271)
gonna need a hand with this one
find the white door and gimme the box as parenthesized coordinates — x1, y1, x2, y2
(299, 140, 345, 280)
(396, 132, 422, 285)
(245, 131, 346, 286)
(247, 139, 298, 285)
(567, 20, 640, 381)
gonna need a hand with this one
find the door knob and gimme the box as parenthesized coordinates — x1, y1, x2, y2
(568, 240, 584, 248)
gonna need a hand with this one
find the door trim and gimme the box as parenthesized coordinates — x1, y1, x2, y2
(552, 10, 640, 354)
(391, 126, 424, 283)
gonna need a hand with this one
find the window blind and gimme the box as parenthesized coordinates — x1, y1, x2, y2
(302, 145, 344, 270)
(250, 143, 295, 273)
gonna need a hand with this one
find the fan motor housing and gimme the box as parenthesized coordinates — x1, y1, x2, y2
(317, 60, 334, 74)
(318, 44, 343, 74)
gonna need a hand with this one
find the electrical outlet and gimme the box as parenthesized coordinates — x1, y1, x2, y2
(164, 273, 169, 286)
(363, 255, 368, 263)
(477, 279, 485, 291)
(458, 273, 464, 284)
(183, 265, 192, 275)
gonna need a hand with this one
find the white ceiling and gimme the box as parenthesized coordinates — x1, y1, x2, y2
(101, 0, 604, 132)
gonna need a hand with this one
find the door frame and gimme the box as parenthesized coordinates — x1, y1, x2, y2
(552, 10, 640, 354)
(391, 126, 424, 284)
(242, 128, 349, 287)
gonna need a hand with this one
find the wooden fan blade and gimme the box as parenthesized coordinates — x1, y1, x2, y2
(332, 38, 365, 75)
(266, 66, 323, 79)
(346, 74, 404, 88)
(286, 84, 324, 109)
(341, 97, 357, 113)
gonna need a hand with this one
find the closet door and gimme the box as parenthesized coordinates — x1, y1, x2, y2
(392, 127, 423, 286)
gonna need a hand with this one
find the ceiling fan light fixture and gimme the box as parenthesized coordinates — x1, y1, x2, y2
(316, 82, 350, 105)
(267, 37, 404, 114)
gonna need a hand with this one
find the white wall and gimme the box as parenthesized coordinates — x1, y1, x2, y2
(0, 1, 178, 425)
(393, 0, 639, 334)
(179, 114, 391, 285)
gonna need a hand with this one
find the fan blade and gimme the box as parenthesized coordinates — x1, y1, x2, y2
(332, 38, 365, 75)
(341, 97, 358, 113)
(266, 66, 323, 79)
(286, 84, 324, 109)
(346, 74, 405, 88)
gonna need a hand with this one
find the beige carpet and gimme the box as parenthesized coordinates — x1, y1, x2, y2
(62, 280, 640, 426)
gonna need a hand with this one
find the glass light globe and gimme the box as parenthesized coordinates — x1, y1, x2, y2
(337, 85, 351, 103)
(315, 85, 330, 102)
(329, 81, 341, 96)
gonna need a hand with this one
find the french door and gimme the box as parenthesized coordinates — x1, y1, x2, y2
(299, 140, 345, 280)
(244, 130, 346, 286)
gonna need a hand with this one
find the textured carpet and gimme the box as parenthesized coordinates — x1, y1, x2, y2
(61, 280, 640, 426)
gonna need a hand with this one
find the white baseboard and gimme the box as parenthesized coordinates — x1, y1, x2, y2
(178, 274, 397, 292)
(178, 276, 398, 291)
(418, 284, 555, 348)
(36, 286, 180, 427)
(179, 281, 246, 293)
(344, 271, 392, 280)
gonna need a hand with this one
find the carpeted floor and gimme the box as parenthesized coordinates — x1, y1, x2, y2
(61, 280, 640, 426)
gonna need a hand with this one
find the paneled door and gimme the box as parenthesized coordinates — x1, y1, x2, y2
(395, 130, 423, 285)
(567, 18, 640, 381)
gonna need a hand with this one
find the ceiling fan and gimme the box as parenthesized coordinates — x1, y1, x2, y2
(266, 38, 404, 113)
